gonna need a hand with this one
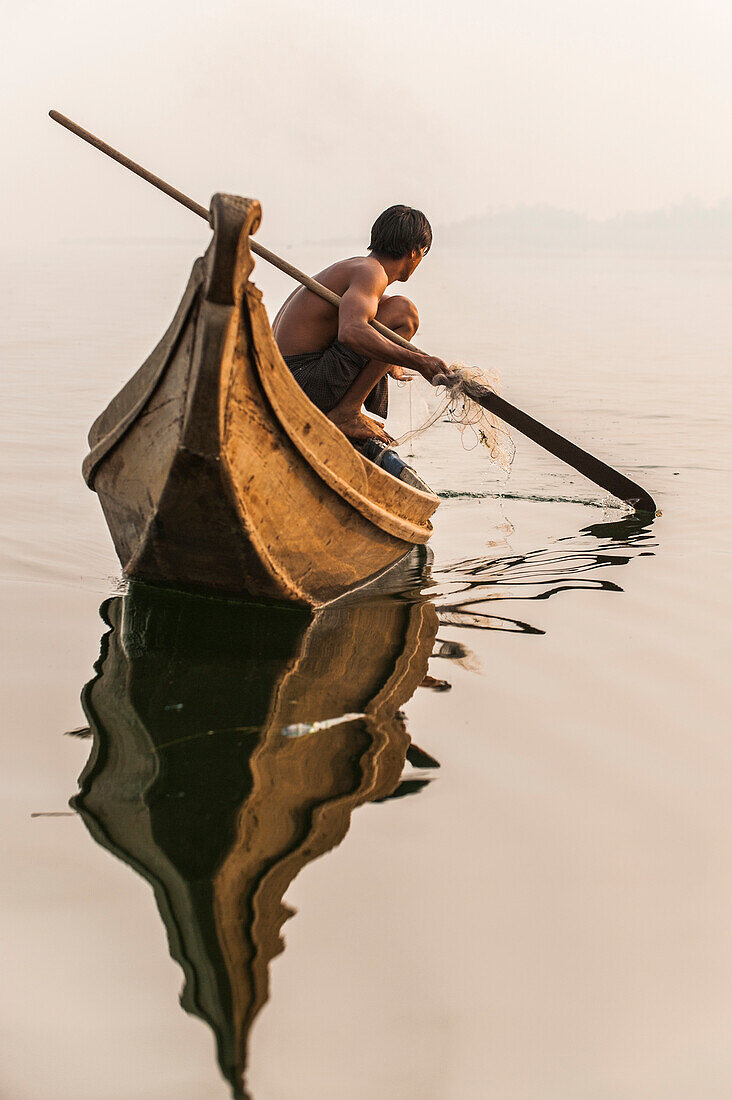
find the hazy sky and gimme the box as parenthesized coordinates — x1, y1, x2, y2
(4, 0, 731, 246)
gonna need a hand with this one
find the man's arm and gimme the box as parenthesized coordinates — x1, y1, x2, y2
(338, 263, 449, 383)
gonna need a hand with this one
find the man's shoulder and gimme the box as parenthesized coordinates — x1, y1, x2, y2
(336, 254, 388, 291)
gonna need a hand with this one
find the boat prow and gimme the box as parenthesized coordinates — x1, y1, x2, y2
(84, 194, 439, 606)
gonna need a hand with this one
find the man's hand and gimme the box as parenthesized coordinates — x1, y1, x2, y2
(417, 355, 455, 386)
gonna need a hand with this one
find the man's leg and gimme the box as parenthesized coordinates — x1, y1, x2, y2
(327, 296, 419, 441)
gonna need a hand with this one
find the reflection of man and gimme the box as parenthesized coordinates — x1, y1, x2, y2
(273, 205, 450, 443)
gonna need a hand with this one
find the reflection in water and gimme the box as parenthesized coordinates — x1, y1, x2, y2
(71, 515, 654, 1098)
(72, 569, 438, 1099)
(431, 513, 656, 636)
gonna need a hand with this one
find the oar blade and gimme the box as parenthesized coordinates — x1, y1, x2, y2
(471, 389, 657, 514)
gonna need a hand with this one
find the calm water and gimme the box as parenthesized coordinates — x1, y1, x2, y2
(1, 238, 731, 1099)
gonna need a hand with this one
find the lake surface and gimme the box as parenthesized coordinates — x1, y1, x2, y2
(1, 238, 730, 1099)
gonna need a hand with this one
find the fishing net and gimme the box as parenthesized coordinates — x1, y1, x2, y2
(396, 363, 516, 472)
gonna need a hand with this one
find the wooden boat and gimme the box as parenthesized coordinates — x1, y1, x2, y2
(83, 193, 440, 607)
(73, 573, 438, 1098)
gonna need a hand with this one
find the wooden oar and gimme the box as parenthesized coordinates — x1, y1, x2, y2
(49, 110, 657, 514)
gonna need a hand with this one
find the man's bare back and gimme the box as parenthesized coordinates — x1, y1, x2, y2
(272, 206, 450, 442)
(273, 256, 385, 357)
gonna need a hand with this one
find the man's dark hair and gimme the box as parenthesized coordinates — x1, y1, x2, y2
(368, 205, 432, 259)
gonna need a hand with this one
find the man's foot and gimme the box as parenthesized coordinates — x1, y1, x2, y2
(419, 675, 452, 692)
(327, 407, 394, 443)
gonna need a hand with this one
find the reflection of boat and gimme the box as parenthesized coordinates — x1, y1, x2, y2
(72, 572, 438, 1099)
(82, 193, 439, 607)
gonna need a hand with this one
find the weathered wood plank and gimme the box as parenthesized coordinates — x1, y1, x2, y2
(84, 194, 440, 606)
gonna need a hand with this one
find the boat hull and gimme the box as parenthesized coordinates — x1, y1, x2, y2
(84, 194, 439, 606)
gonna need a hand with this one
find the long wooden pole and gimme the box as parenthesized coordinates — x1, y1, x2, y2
(49, 110, 656, 513)
(48, 111, 406, 347)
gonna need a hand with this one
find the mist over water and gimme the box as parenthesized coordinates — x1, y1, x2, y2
(1, 238, 731, 1098)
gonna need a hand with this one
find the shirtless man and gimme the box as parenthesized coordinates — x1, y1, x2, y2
(272, 205, 451, 443)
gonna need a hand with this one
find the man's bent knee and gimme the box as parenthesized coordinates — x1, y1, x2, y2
(377, 295, 419, 338)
